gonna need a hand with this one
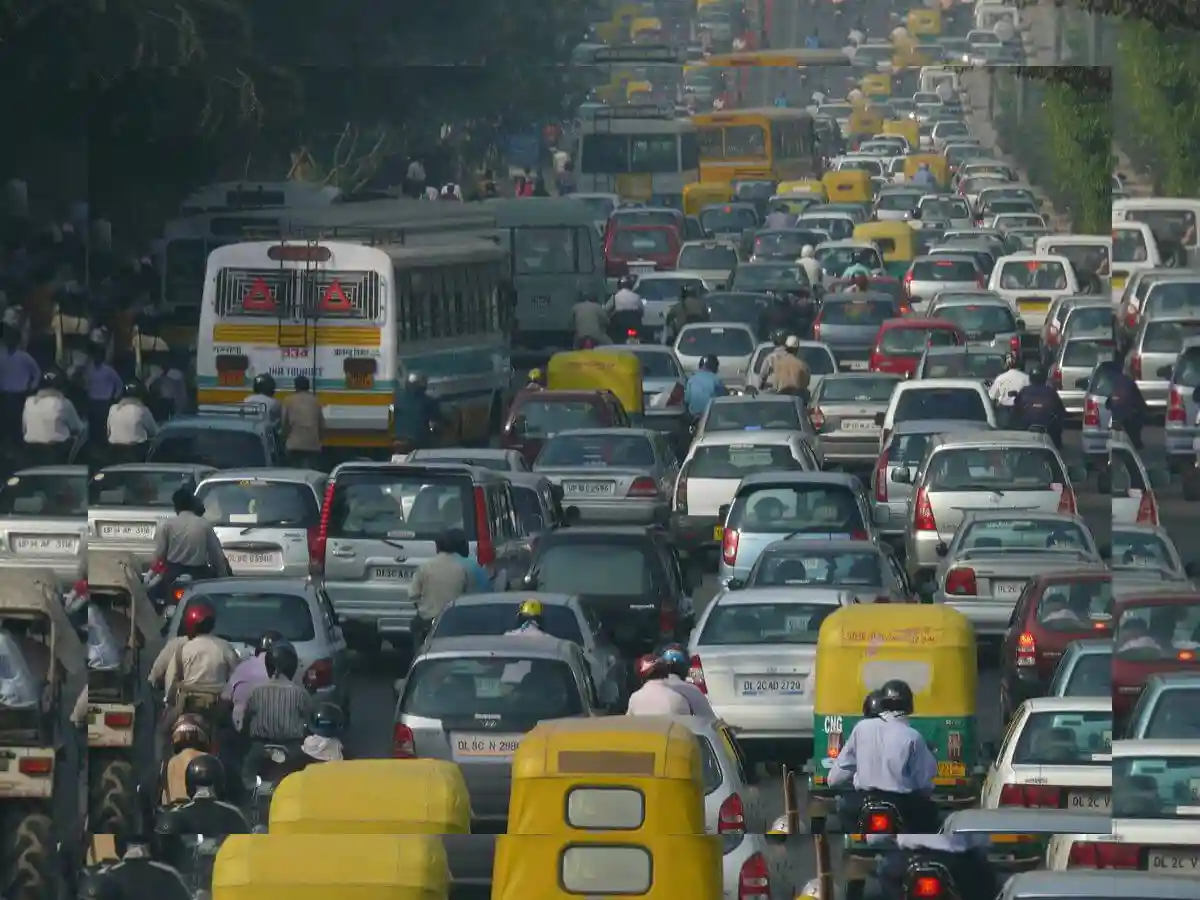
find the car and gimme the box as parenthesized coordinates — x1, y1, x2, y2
(1080, 361, 1119, 460)
(1114, 266, 1186, 351)
(810, 294, 902, 371)
(868, 317, 967, 378)
(979, 697, 1112, 813)
(941, 809, 1112, 870)
(813, 240, 884, 280)
(672, 431, 819, 569)
(194, 467, 328, 578)
(403, 448, 529, 472)
(605, 223, 681, 278)
(703, 291, 775, 339)
(521, 525, 693, 656)
(1162, 337, 1200, 472)
(505, 472, 572, 536)
(1124, 672, 1200, 741)
(1051, 334, 1115, 417)
(932, 511, 1104, 636)
(925, 294, 1023, 356)
(147, 404, 283, 468)
(687, 586, 859, 759)
(1127, 316, 1200, 413)
(169, 577, 351, 712)
(1040, 294, 1102, 360)
(987, 253, 1082, 334)
(998, 872, 1200, 900)
(1109, 739, 1200, 865)
(904, 255, 985, 309)
(674, 322, 757, 388)
(725, 537, 911, 602)
(917, 194, 973, 229)
(1111, 589, 1200, 726)
(317, 462, 534, 653)
(0, 465, 87, 582)
(975, 184, 1039, 215)
(898, 430, 1084, 584)
(391, 635, 602, 829)
(1110, 524, 1197, 583)
(632, 271, 714, 342)
(87, 464, 216, 567)
(1123, 272, 1200, 352)
(1048, 639, 1113, 699)
(700, 202, 759, 239)
(608, 345, 689, 444)
(502, 389, 631, 468)
(750, 228, 831, 263)
(927, 243, 999, 280)
(874, 188, 925, 221)
(716, 471, 876, 585)
(696, 394, 823, 459)
(809, 373, 901, 465)
(879, 378, 996, 447)
(422, 592, 627, 709)
(793, 212, 857, 243)
(747, 340, 838, 393)
(676, 239, 740, 288)
(730, 261, 814, 296)
(913, 345, 1008, 383)
(1058, 296, 1114, 344)
(1107, 435, 1169, 526)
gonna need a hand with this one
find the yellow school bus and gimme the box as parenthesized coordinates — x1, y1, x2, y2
(692, 108, 821, 184)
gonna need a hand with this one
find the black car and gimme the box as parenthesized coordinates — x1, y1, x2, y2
(521, 525, 693, 656)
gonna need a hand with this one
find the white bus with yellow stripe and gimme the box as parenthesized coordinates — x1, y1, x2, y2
(196, 239, 513, 454)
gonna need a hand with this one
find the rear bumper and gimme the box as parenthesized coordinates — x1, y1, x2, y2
(938, 597, 1016, 636)
(671, 514, 720, 558)
(323, 585, 417, 638)
(563, 498, 668, 526)
(820, 435, 883, 463)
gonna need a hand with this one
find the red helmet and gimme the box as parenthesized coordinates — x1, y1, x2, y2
(635, 654, 665, 682)
(182, 602, 216, 638)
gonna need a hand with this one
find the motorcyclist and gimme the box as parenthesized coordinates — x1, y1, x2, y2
(767, 335, 811, 402)
(1106, 348, 1150, 449)
(606, 275, 645, 343)
(106, 380, 158, 465)
(522, 368, 546, 392)
(827, 679, 939, 833)
(988, 352, 1030, 427)
(151, 485, 232, 590)
(842, 262, 873, 281)
(155, 754, 250, 866)
(84, 833, 191, 900)
(301, 702, 348, 763)
(758, 330, 791, 390)
(572, 291, 611, 348)
(22, 369, 84, 465)
(797, 245, 824, 286)
(159, 713, 213, 805)
(392, 371, 446, 453)
(683, 354, 727, 419)
(659, 645, 716, 718)
(505, 598, 548, 636)
(863, 690, 885, 718)
(1012, 364, 1067, 450)
(240, 640, 315, 788)
(867, 833, 997, 900)
(627, 655, 690, 715)
(243, 373, 283, 430)
(664, 283, 709, 343)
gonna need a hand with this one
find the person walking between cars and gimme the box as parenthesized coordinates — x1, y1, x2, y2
(22, 369, 84, 465)
(627, 655, 691, 715)
(505, 599, 548, 636)
(572, 291, 611, 348)
(447, 526, 491, 593)
(798, 246, 824, 287)
(765, 203, 794, 229)
(153, 486, 232, 584)
(408, 529, 470, 644)
(768, 335, 811, 402)
(83, 341, 123, 447)
(684, 354, 727, 419)
(107, 380, 158, 465)
(0, 324, 39, 452)
(281, 374, 325, 469)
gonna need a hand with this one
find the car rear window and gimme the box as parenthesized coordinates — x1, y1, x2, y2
(887, 432, 934, 466)
(700, 600, 838, 645)
(706, 400, 800, 431)
(514, 399, 605, 438)
(612, 229, 672, 256)
(432, 602, 584, 645)
(1144, 283, 1200, 320)
(177, 592, 314, 643)
(1036, 580, 1112, 632)
(926, 446, 1066, 491)
(0, 472, 87, 517)
(679, 245, 739, 269)
(1115, 601, 1200, 661)
(1044, 243, 1110, 275)
(89, 470, 198, 508)
(699, 736, 724, 795)
(614, 210, 678, 229)
(1143, 320, 1200, 353)
(911, 259, 977, 281)
(1062, 339, 1115, 368)
(325, 470, 475, 541)
(931, 304, 1016, 335)
(701, 207, 757, 232)
(920, 198, 970, 220)
(893, 387, 987, 423)
(754, 231, 824, 257)
(197, 479, 320, 528)
(413, 454, 513, 472)
(624, 350, 682, 379)
(678, 326, 754, 357)
(733, 265, 808, 291)
(1113, 755, 1200, 820)
(923, 352, 1006, 381)
(1063, 306, 1113, 335)
(1056, 652, 1111, 696)
(688, 443, 804, 478)
(879, 326, 958, 355)
(1112, 227, 1149, 263)
(960, 518, 1091, 553)
(536, 543, 653, 597)
(635, 278, 706, 303)
(819, 298, 894, 326)
(403, 656, 583, 719)
(996, 261, 1069, 291)
(706, 294, 771, 327)
(729, 484, 865, 536)
(1143, 689, 1200, 740)
(537, 434, 655, 468)
(1012, 711, 1112, 765)
(875, 192, 922, 212)
(151, 429, 266, 469)
(816, 246, 880, 275)
(818, 376, 897, 403)
(749, 549, 882, 588)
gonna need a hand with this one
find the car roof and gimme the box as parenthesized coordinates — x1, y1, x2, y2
(681, 239, 738, 248)
(930, 430, 1052, 448)
(420, 634, 578, 660)
(1021, 696, 1112, 713)
(1063, 639, 1113, 655)
(636, 271, 706, 281)
(14, 465, 88, 477)
(447, 591, 577, 609)
(611, 344, 675, 355)
(760, 538, 880, 554)
(922, 345, 1005, 357)
(695, 430, 801, 446)
(545, 426, 659, 439)
(542, 525, 660, 538)
(714, 587, 859, 606)
(879, 317, 958, 329)
(410, 448, 514, 459)
(890, 419, 992, 435)
(197, 468, 325, 485)
(1003, 871, 1200, 900)
(185, 576, 314, 595)
(930, 294, 1009, 307)
(710, 393, 797, 405)
(942, 808, 1110, 835)
(1112, 738, 1200, 758)
(818, 372, 902, 382)
(1146, 671, 1200, 689)
(961, 510, 1086, 526)
(895, 378, 987, 391)
(738, 471, 862, 489)
(504, 472, 556, 489)
(328, 460, 509, 482)
(97, 463, 217, 476)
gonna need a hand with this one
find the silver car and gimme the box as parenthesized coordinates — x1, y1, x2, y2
(931, 510, 1105, 635)
(677, 239, 740, 288)
(1053, 335, 1116, 416)
(874, 188, 926, 221)
(392, 635, 601, 827)
(1108, 434, 1171, 526)
(1163, 337, 1200, 466)
(675, 322, 757, 389)
(1111, 524, 1197, 583)
(533, 427, 677, 525)
(0, 465, 87, 582)
(696, 395, 824, 466)
(404, 448, 529, 472)
(913, 346, 1008, 383)
(728, 537, 911, 602)
(1126, 316, 1200, 412)
(925, 294, 1022, 355)
(609, 344, 689, 434)
(1080, 362, 1118, 459)
(899, 430, 1085, 582)
(1058, 297, 1114, 345)
(905, 255, 984, 309)
(88, 464, 216, 567)
(810, 373, 901, 465)
(748, 340, 838, 392)
(632, 271, 713, 343)
(917, 194, 973, 229)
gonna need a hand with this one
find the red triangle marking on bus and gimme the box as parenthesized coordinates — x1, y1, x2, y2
(242, 277, 276, 311)
(319, 280, 352, 312)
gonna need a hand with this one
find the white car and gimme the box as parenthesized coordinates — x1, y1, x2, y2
(987, 253, 1081, 333)
(1100, 739, 1200, 871)
(677, 240, 740, 289)
(980, 697, 1112, 813)
(632, 271, 714, 342)
(674, 322, 757, 388)
(878, 378, 997, 449)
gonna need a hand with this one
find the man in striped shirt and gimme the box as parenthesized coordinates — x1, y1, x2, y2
(240, 641, 314, 787)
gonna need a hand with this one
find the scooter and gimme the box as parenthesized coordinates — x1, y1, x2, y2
(250, 744, 310, 829)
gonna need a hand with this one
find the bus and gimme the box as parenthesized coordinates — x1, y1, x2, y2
(195, 238, 511, 453)
(575, 105, 699, 208)
(691, 108, 821, 184)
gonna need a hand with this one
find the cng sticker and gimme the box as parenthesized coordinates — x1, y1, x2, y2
(823, 715, 843, 734)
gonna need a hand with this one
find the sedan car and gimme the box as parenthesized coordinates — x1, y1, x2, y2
(532, 428, 677, 526)
(1108, 739, 1200, 857)
(725, 537, 910, 602)
(879, 378, 996, 447)
(403, 448, 529, 472)
(633, 271, 713, 341)
(675, 322, 757, 388)
(1047, 640, 1113, 699)
(87, 464, 215, 567)
(809, 373, 901, 466)
(0, 465, 88, 582)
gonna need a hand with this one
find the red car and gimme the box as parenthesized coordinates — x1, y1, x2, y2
(868, 317, 966, 378)
(502, 389, 630, 467)
(604, 225, 682, 279)
(1112, 590, 1200, 730)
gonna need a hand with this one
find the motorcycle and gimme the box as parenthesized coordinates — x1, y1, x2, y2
(146, 565, 216, 616)
(857, 797, 903, 835)
(250, 744, 311, 828)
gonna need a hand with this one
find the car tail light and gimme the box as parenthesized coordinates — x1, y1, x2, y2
(104, 710, 133, 729)
(313, 480, 335, 575)
(676, 476, 688, 513)
(908, 875, 944, 899)
(913, 487, 937, 531)
(944, 567, 976, 596)
(18, 757, 52, 776)
(1057, 485, 1077, 515)
(1136, 489, 1158, 526)
(1016, 631, 1037, 667)
(626, 328, 638, 337)
(811, 407, 825, 429)
(812, 318, 822, 340)
(865, 810, 897, 833)
(1049, 366, 1062, 390)
(689, 654, 708, 693)
(1083, 396, 1100, 427)
(1130, 354, 1142, 379)
(903, 270, 914, 296)
(722, 527, 739, 565)
(738, 852, 770, 900)
(627, 476, 660, 498)
(473, 486, 495, 565)
(391, 724, 416, 758)
(306, 526, 321, 563)
(976, 275, 986, 288)
(665, 382, 685, 406)
(1124, 310, 1137, 330)
(718, 792, 746, 833)
(1067, 841, 1139, 869)
(999, 783, 1062, 808)
(874, 452, 889, 502)
(659, 604, 677, 638)
(850, 529, 868, 539)
(1009, 334, 1021, 355)
(868, 348, 882, 371)
(304, 657, 334, 690)
(1168, 386, 1186, 423)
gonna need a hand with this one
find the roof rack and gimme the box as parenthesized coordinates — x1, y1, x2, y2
(196, 403, 271, 421)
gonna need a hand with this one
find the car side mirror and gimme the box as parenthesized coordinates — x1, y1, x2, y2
(935, 541, 949, 557)
(727, 578, 745, 591)
(890, 467, 912, 484)
(564, 506, 582, 526)
(1075, 378, 1089, 391)
(718, 504, 731, 522)
(1098, 544, 1111, 560)
(1157, 364, 1174, 379)
(874, 412, 886, 426)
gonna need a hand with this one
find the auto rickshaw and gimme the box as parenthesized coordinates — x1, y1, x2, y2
(546, 350, 643, 421)
(821, 171, 874, 204)
(768, 194, 820, 216)
(268, 758, 470, 834)
(806, 605, 980, 831)
(212, 833, 450, 900)
(904, 154, 949, 188)
(630, 16, 662, 41)
(626, 80, 653, 103)
(854, 221, 916, 277)
(859, 73, 892, 100)
(882, 119, 919, 149)
(508, 717, 707, 835)
(907, 8, 942, 35)
(493, 834, 723, 900)
(847, 109, 884, 139)
(776, 180, 827, 202)
(684, 182, 732, 216)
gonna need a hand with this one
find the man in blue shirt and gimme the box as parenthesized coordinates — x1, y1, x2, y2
(447, 527, 492, 593)
(683, 355, 726, 419)
(909, 163, 936, 188)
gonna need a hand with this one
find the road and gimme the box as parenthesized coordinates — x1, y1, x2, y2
(1131, 424, 1194, 557)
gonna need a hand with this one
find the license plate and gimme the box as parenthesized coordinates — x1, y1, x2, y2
(713, 525, 724, 541)
(1111, 276, 1127, 291)
(1068, 791, 1111, 811)
(12, 536, 77, 554)
(451, 732, 523, 761)
(630, 265, 655, 275)
(563, 481, 616, 496)
(937, 761, 966, 777)
(217, 370, 244, 387)
(346, 373, 374, 389)
(98, 523, 155, 540)
(846, 360, 868, 371)
(738, 676, 806, 696)
(993, 581, 1025, 596)
(1017, 298, 1049, 313)
(1149, 851, 1200, 872)
(226, 551, 281, 568)
(372, 566, 415, 580)
(839, 419, 877, 432)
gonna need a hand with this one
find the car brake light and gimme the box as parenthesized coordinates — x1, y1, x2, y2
(306, 526, 321, 563)
(627, 328, 638, 336)
(913, 487, 936, 531)
(1067, 841, 1139, 869)
(1009, 334, 1021, 355)
(104, 711, 133, 729)
(1136, 489, 1158, 525)
(811, 407, 825, 429)
(391, 723, 416, 758)
(903, 270, 914, 295)
(1124, 310, 1137, 330)
(718, 792, 746, 833)
(1016, 631, 1036, 667)
(865, 810, 896, 833)
(1130, 354, 1142, 379)
(944, 567, 976, 596)
(304, 658, 334, 690)
(874, 451, 889, 502)
(689, 654, 708, 693)
(999, 783, 1062, 808)
(1057, 485, 1077, 515)
(813, 318, 822, 340)
(1168, 386, 1186, 423)
(18, 757, 52, 776)
(910, 875, 943, 899)
(722, 528, 739, 565)
(1083, 396, 1099, 427)
(1049, 366, 1062, 389)
(738, 852, 770, 900)
(850, 529, 868, 540)
(313, 480, 335, 575)
(473, 486, 495, 565)
(666, 382, 685, 406)
(627, 476, 660, 498)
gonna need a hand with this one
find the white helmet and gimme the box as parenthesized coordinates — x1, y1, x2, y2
(800, 245, 815, 258)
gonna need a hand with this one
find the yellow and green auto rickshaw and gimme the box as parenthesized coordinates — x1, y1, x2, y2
(806, 604, 980, 829)
(822, 171, 874, 205)
(547, 350, 643, 422)
(904, 153, 949, 189)
(859, 73, 893, 101)
(854, 221, 916, 278)
(882, 119, 919, 150)
(684, 181, 733, 216)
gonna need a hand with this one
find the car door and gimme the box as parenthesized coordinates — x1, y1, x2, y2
(489, 484, 525, 590)
(580, 602, 624, 702)
(315, 586, 350, 694)
(653, 433, 680, 500)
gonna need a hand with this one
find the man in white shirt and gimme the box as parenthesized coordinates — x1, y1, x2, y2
(627, 656, 690, 715)
(107, 382, 159, 463)
(798, 246, 824, 286)
(659, 646, 717, 718)
(22, 370, 83, 463)
(989, 353, 1030, 426)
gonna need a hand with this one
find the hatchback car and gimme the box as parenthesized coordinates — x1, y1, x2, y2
(809, 373, 901, 466)
(868, 317, 967, 378)
(1041, 295, 1105, 361)
(987, 253, 1080, 333)
(88, 464, 215, 567)
(918, 195, 973, 230)
(879, 378, 996, 447)
(925, 295, 1023, 357)
(696, 394, 822, 454)
(503, 389, 631, 467)
(675, 322, 757, 388)
(1052, 335, 1116, 416)
(1163, 337, 1200, 470)
(726, 537, 911, 602)
(747, 340, 837, 393)
(1048, 639, 1114, 699)
(0, 465, 87, 582)
(730, 261, 813, 296)
(811, 294, 900, 371)
(1126, 316, 1200, 412)
(147, 405, 283, 468)
(905, 255, 985, 307)
(403, 448, 529, 473)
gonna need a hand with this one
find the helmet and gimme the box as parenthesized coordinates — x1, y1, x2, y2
(182, 601, 216, 638)
(257, 629, 284, 655)
(170, 713, 211, 751)
(40, 370, 65, 391)
(517, 598, 545, 628)
(784, 335, 800, 351)
(700, 354, 720, 373)
(308, 702, 345, 738)
(681, 282, 700, 299)
(878, 679, 915, 715)
(265, 640, 300, 680)
(1029, 364, 1047, 386)
(406, 371, 428, 389)
(618, 275, 636, 290)
(863, 690, 885, 718)
(528, 367, 545, 385)
(635, 654, 666, 682)
(183, 753, 225, 798)
(800, 245, 815, 258)
(772, 328, 789, 347)
(659, 644, 689, 679)
(252, 373, 276, 396)
(121, 380, 143, 399)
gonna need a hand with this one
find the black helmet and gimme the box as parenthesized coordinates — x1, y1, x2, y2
(78, 874, 121, 900)
(681, 283, 699, 299)
(40, 369, 65, 391)
(863, 690, 885, 718)
(618, 275, 636, 290)
(265, 640, 299, 680)
(184, 753, 225, 798)
(308, 702, 345, 738)
(772, 328, 789, 347)
(700, 354, 719, 373)
(252, 373, 276, 396)
(1029, 364, 1047, 386)
(122, 380, 143, 399)
(257, 629, 284, 656)
(878, 679, 914, 715)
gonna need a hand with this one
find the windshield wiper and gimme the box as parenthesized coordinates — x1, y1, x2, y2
(237, 519, 303, 535)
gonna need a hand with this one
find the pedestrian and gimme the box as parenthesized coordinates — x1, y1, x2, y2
(446, 526, 492, 593)
(281, 374, 325, 469)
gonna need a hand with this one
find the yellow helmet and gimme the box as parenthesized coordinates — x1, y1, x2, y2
(528, 368, 544, 383)
(518, 599, 544, 619)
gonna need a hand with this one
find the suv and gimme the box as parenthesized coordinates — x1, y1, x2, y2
(314, 462, 532, 653)
(147, 404, 282, 468)
(1164, 336, 1200, 473)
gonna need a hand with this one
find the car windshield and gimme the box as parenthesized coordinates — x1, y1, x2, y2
(879, 327, 959, 355)
(403, 656, 583, 720)
(1113, 530, 1178, 571)
(931, 304, 1016, 334)
(1064, 306, 1114, 336)
(701, 207, 757, 232)
(699, 601, 837, 645)
(177, 592, 314, 643)
(197, 479, 321, 528)
(679, 245, 739, 269)
(923, 352, 1006, 380)
(1143, 320, 1200, 353)
(1144, 283, 1200, 320)
(997, 261, 1070, 291)
(1144, 689, 1200, 740)
(613, 229, 672, 256)
(706, 401, 800, 431)
(733, 265, 809, 291)
(536, 543, 653, 597)
(678, 326, 754, 357)
(749, 549, 882, 587)
(0, 472, 87, 517)
(151, 429, 266, 468)
(1012, 711, 1112, 765)
(1114, 602, 1200, 661)
(920, 198, 970, 220)
(1124, 207, 1197, 245)
(536, 434, 656, 468)
(729, 484, 865, 535)
(818, 376, 897, 403)
(797, 217, 854, 240)
(432, 602, 584, 645)
(816, 246, 881, 275)
(326, 471, 474, 541)
(926, 446, 1066, 491)
(1036, 579, 1112, 632)
(624, 350, 681, 378)
(911, 259, 977, 281)
(514, 400, 605, 438)
(89, 470, 197, 508)
(688, 443, 804, 478)
(1113, 755, 1200, 819)
(636, 278, 705, 303)
(819, 298, 894, 326)
(876, 193, 923, 212)
(894, 387, 987, 423)
(959, 518, 1091, 553)
(1057, 652, 1112, 697)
